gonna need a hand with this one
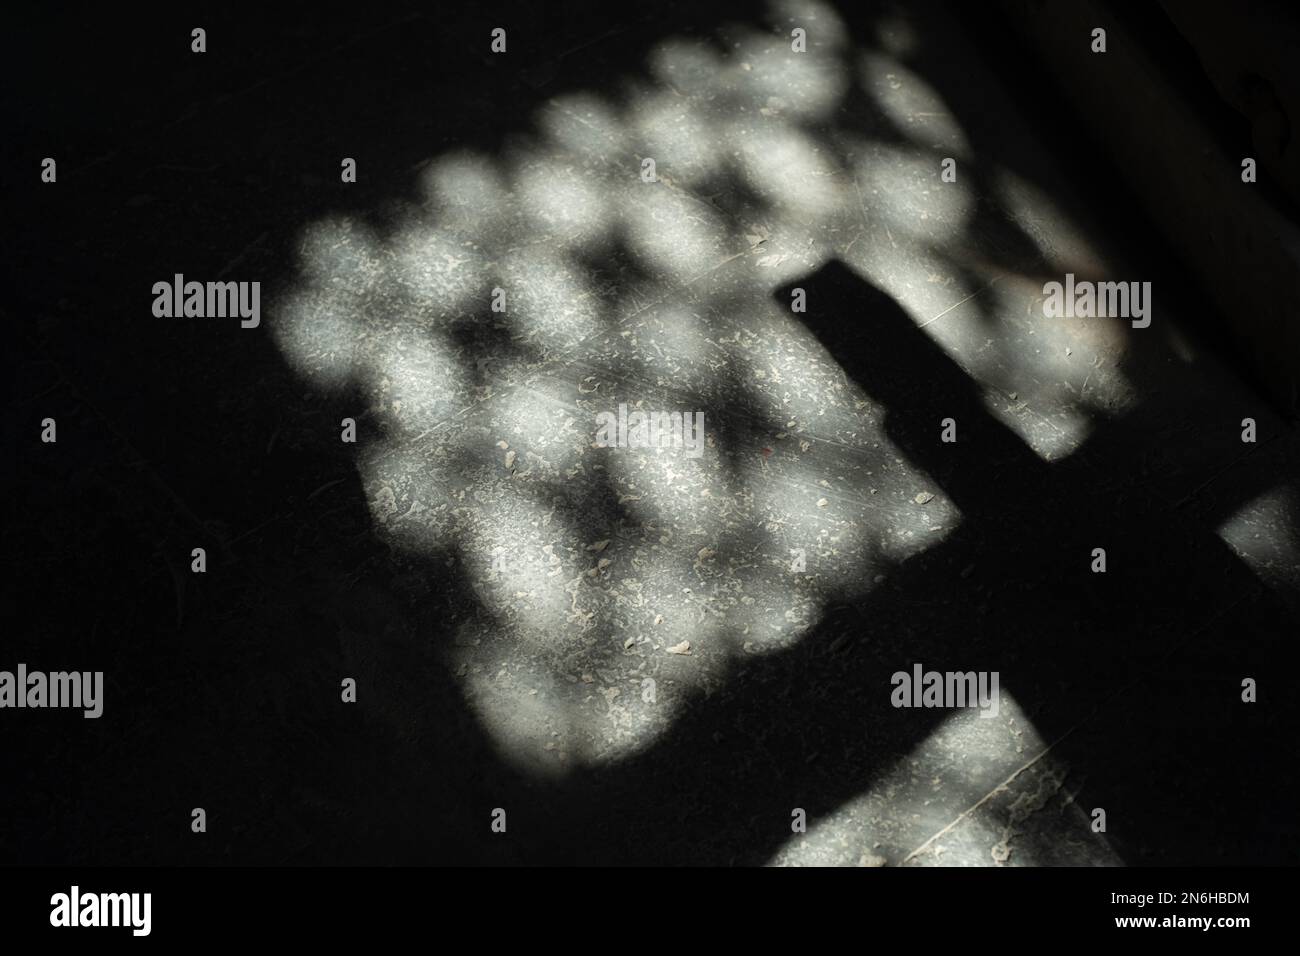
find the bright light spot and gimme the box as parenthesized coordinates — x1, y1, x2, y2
(537, 92, 629, 160)
(647, 38, 728, 97)
(501, 245, 604, 352)
(418, 150, 510, 218)
(735, 125, 845, 217)
(389, 225, 487, 313)
(295, 216, 383, 293)
(369, 333, 468, 437)
(1217, 487, 1300, 587)
(271, 285, 360, 388)
(620, 185, 730, 282)
(769, 0, 851, 51)
(633, 92, 722, 185)
(853, 142, 975, 245)
(515, 156, 607, 235)
(859, 53, 971, 159)
(727, 28, 850, 120)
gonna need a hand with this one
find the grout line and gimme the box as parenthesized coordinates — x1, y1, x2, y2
(917, 273, 1004, 329)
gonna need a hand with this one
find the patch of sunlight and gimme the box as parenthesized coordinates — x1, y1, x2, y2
(369, 332, 471, 437)
(858, 52, 971, 159)
(842, 232, 975, 327)
(1217, 486, 1300, 590)
(632, 90, 724, 186)
(272, 284, 361, 388)
(295, 215, 384, 294)
(734, 124, 847, 218)
(500, 244, 605, 352)
(389, 223, 488, 313)
(619, 184, 732, 283)
(417, 150, 511, 220)
(725, 25, 850, 121)
(852, 141, 975, 246)
(764, 690, 1117, 866)
(536, 92, 630, 162)
(515, 154, 608, 235)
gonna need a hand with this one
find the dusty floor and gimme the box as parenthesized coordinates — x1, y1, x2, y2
(6, 0, 1299, 865)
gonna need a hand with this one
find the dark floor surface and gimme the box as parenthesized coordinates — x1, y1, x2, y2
(4, 0, 1298, 865)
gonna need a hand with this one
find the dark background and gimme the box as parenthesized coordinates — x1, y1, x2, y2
(3, 1, 1298, 866)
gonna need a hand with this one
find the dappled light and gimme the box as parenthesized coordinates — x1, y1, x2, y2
(262, 0, 1167, 861)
